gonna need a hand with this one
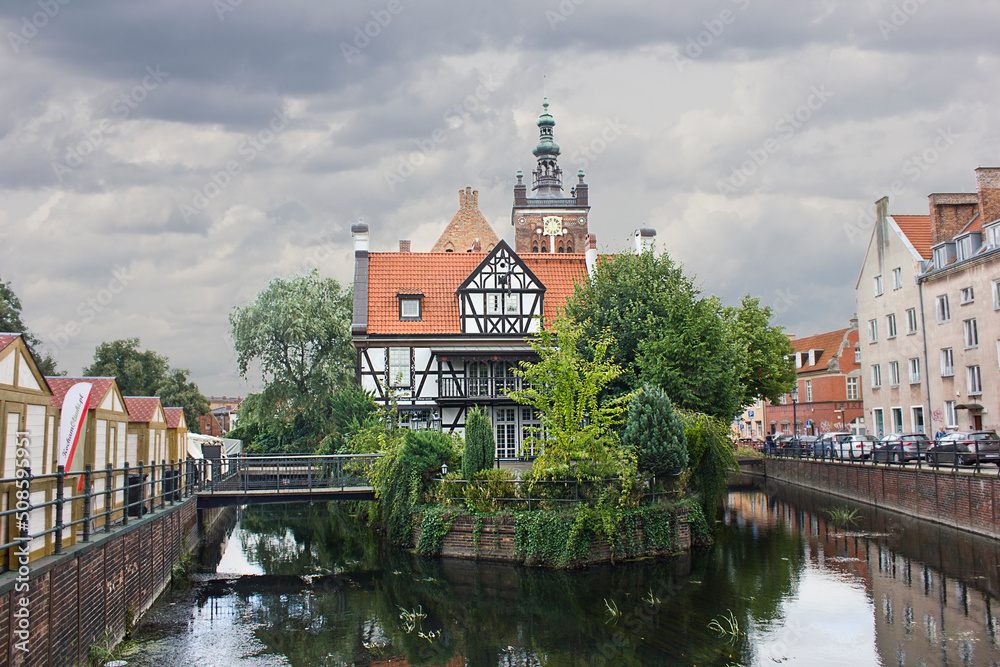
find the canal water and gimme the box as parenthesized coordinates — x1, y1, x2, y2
(123, 479, 1000, 666)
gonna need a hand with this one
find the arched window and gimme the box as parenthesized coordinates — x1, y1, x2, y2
(532, 244, 539, 253)
(565, 243, 573, 253)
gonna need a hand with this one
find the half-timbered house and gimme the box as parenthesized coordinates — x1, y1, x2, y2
(350, 99, 656, 460)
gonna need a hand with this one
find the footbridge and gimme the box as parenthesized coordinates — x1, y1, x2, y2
(195, 454, 380, 508)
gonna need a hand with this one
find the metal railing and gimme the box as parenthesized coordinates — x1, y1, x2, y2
(764, 438, 1000, 475)
(0, 459, 198, 570)
(194, 454, 381, 495)
(430, 475, 679, 511)
(439, 376, 521, 399)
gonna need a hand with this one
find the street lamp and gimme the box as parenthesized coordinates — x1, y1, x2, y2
(790, 386, 799, 449)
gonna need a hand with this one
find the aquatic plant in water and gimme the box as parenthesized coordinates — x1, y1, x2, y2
(708, 609, 741, 644)
(825, 506, 861, 528)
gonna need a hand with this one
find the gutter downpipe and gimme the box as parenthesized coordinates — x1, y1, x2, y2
(917, 273, 933, 436)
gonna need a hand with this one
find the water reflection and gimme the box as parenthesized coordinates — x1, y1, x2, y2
(127, 487, 1000, 666)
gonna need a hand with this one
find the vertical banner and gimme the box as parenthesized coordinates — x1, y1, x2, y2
(58, 382, 92, 491)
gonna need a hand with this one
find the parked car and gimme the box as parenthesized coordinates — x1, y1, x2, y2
(776, 435, 814, 457)
(817, 432, 878, 460)
(872, 433, 932, 463)
(926, 431, 1000, 466)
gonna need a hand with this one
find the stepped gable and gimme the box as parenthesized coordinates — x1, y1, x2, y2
(431, 186, 500, 253)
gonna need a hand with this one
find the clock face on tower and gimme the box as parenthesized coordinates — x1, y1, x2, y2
(542, 216, 562, 236)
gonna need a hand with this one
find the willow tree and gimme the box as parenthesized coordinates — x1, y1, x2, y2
(229, 271, 353, 449)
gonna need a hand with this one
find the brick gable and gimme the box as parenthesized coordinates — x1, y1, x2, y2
(431, 187, 500, 253)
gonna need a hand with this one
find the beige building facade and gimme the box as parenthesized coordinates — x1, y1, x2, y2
(856, 167, 1000, 436)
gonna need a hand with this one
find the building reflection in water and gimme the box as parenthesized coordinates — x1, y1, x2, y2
(727, 480, 1000, 666)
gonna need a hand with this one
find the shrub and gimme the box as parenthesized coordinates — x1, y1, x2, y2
(466, 468, 516, 512)
(622, 385, 688, 478)
(463, 406, 495, 479)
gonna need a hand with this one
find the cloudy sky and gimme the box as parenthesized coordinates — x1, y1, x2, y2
(2, 0, 999, 396)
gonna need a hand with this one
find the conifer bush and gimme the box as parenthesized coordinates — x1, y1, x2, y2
(622, 385, 688, 477)
(462, 406, 495, 479)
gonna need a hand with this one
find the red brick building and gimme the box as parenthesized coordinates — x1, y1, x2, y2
(766, 324, 864, 436)
(198, 395, 242, 437)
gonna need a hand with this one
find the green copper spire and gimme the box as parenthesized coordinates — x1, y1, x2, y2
(531, 97, 563, 197)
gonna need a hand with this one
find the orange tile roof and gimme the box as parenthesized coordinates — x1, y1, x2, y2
(365, 252, 588, 334)
(891, 215, 932, 259)
(124, 396, 164, 424)
(790, 327, 856, 374)
(46, 377, 116, 409)
(0, 333, 20, 353)
(163, 407, 186, 429)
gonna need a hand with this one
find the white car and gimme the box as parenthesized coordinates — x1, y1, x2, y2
(819, 432, 878, 460)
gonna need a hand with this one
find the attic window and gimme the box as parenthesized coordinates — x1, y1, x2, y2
(398, 294, 423, 321)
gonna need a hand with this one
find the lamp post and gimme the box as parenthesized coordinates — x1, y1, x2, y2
(790, 386, 799, 454)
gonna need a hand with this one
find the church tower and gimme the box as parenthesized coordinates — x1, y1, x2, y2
(511, 98, 590, 253)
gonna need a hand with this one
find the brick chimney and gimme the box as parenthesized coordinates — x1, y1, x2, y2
(975, 167, 1000, 225)
(399, 240, 410, 253)
(585, 233, 598, 276)
(928, 193, 978, 245)
(350, 219, 369, 335)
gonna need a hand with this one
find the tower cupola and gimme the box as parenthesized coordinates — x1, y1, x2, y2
(531, 97, 563, 198)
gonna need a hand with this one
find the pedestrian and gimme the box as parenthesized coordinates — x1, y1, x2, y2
(764, 434, 774, 455)
(933, 427, 945, 442)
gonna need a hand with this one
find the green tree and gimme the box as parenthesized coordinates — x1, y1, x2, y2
(0, 276, 61, 376)
(229, 271, 354, 433)
(724, 295, 796, 407)
(462, 406, 495, 479)
(621, 385, 687, 478)
(679, 410, 737, 523)
(508, 316, 633, 469)
(567, 250, 792, 420)
(83, 338, 209, 433)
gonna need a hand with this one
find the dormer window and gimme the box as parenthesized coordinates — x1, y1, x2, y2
(398, 293, 423, 321)
(487, 294, 519, 314)
(985, 222, 1000, 249)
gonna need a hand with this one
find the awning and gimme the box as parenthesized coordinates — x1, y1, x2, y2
(956, 403, 984, 411)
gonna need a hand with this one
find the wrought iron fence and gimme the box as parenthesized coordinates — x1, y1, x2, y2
(196, 454, 381, 495)
(764, 437, 1000, 475)
(0, 459, 198, 570)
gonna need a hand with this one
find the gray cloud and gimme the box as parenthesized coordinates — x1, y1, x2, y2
(2, 0, 999, 394)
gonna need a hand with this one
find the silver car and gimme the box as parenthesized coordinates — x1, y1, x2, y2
(820, 432, 878, 460)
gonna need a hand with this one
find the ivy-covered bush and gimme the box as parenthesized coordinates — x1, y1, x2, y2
(678, 410, 736, 524)
(462, 406, 495, 479)
(370, 428, 459, 546)
(622, 385, 688, 478)
(465, 468, 515, 513)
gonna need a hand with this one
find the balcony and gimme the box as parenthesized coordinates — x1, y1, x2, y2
(439, 376, 522, 399)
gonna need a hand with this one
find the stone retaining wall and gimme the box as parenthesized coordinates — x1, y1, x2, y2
(757, 459, 1000, 540)
(414, 509, 690, 566)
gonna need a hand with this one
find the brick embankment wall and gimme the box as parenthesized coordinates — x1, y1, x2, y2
(0, 497, 227, 667)
(413, 510, 691, 566)
(757, 459, 1000, 540)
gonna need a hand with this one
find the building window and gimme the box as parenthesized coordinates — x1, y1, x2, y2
(906, 308, 918, 335)
(889, 361, 900, 386)
(520, 407, 542, 457)
(956, 236, 973, 261)
(933, 246, 949, 269)
(487, 293, 519, 315)
(873, 408, 885, 437)
(986, 223, 1000, 249)
(892, 267, 902, 290)
(891, 407, 903, 434)
(936, 295, 950, 322)
(944, 401, 958, 428)
(940, 348, 954, 377)
(908, 358, 920, 384)
(967, 365, 982, 396)
(805, 380, 812, 402)
(388, 347, 411, 387)
(871, 364, 881, 388)
(963, 318, 979, 348)
(846, 376, 859, 400)
(399, 297, 421, 320)
(494, 407, 517, 459)
(868, 319, 878, 343)
(855, 347, 861, 363)
(960, 287, 975, 304)
(886, 313, 897, 339)
(874, 275, 883, 296)
(911, 406, 924, 434)
(994, 279, 1000, 310)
